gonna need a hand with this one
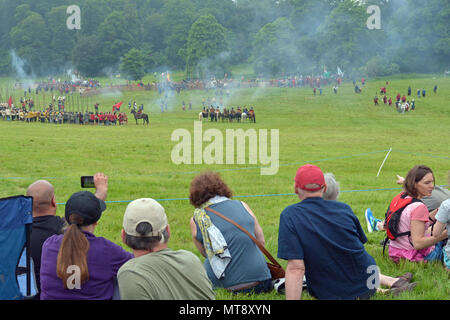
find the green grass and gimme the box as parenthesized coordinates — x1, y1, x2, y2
(0, 74, 449, 300)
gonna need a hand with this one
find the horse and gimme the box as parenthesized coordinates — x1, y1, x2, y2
(235, 111, 242, 122)
(222, 108, 229, 122)
(209, 109, 217, 122)
(248, 110, 255, 123)
(215, 109, 221, 122)
(130, 109, 149, 125)
(229, 110, 236, 122)
(241, 112, 247, 122)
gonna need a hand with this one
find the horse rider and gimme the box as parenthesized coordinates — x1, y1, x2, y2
(249, 107, 255, 122)
(215, 107, 220, 122)
(209, 105, 215, 122)
(202, 107, 208, 119)
(236, 107, 242, 122)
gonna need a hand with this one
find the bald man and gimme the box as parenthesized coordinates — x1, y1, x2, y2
(27, 180, 66, 299)
(27, 173, 108, 298)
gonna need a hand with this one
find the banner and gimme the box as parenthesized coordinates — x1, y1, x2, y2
(112, 101, 123, 112)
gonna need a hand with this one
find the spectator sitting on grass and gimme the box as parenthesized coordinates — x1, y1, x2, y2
(39, 174, 133, 300)
(323, 173, 340, 201)
(366, 166, 448, 263)
(27, 173, 109, 299)
(188, 171, 272, 294)
(27, 180, 66, 300)
(117, 198, 215, 300)
(321, 171, 417, 295)
(433, 196, 450, 271)
(366, 170, 449, 269)
(365, 173, 450, 234)
(277, 164, 417, 300)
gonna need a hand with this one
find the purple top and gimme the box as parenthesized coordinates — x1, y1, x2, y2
(40, 231, 133, 300)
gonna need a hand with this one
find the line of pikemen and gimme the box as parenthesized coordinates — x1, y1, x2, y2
(0, 105, 128, 125)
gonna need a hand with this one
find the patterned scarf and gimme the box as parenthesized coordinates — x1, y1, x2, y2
(193, 201, 231, 279)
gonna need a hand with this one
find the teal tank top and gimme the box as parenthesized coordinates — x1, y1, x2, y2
(195, 199, 271, 288)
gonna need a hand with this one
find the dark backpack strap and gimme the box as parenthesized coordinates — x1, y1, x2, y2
(382, 237, 389, 256)
(428, 214, 437, 236)
(383, 231, 412, 257)
(384, 193, 422, 239)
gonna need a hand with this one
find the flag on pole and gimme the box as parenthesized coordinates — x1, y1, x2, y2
(337, 66, 344, 77)
(112, 101, 123, 112)
(323, 66, 331, 78)
(8, 96, 13, 107)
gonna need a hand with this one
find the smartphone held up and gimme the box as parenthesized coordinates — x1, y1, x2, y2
(81, 176, 95, 188)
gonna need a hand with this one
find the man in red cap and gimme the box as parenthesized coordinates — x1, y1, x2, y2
(277, 164, 415, 300)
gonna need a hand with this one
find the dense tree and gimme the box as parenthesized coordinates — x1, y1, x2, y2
(185, 14, 229, 79)
(45, 6, 79, 73)
(9, 8, 51, 76)
(0, 0, 17, 49)
(0, 50, 12, 75)
(71, 35, 105, 77)
(0, 0, 448, 77)
(384, 0, 450, 73)
(316, 0, 369, 73)
(161, 0, 197, 70)
(120, 48, 146, 80)
(252, 17, 298, 76)
(97, 8, 140, 71)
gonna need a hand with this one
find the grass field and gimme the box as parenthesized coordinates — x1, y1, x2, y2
(0, 74, 449, 300)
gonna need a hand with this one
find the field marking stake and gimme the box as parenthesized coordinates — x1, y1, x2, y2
(377, 147, 393, 177)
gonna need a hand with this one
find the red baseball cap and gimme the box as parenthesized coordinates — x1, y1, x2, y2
(294, 164, 326, 191)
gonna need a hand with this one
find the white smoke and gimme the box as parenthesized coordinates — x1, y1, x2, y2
(10, 50, 31, 79)
(66, 68, 80, 82)
(10, 50, 36, 89)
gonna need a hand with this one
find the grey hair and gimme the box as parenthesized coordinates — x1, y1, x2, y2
(323, 173, 340, 200)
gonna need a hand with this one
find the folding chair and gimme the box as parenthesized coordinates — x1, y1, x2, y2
(0, 195, 36, 300)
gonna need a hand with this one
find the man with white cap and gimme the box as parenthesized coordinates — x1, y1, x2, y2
(118, 198, 215, 300)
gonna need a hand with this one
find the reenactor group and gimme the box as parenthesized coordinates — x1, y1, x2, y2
(0, 104, 128, 126)
(202, 105, 255, 123)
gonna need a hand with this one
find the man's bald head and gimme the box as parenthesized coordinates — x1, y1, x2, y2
(26, 180, 56, 216)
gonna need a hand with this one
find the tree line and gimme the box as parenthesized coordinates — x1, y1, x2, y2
(0, 0, 449, 80)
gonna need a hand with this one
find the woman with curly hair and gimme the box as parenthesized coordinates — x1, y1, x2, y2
(189, 171, 272, 294)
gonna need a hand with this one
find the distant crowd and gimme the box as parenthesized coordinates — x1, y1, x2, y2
(371, 83, 438, 113)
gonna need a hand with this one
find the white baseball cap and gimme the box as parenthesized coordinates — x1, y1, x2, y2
(123, 198, 168, 242)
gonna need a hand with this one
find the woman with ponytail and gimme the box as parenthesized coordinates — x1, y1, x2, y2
(39, 188, 133, 300)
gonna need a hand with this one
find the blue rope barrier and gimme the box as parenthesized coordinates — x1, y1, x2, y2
(54, 185, 449, 206)
(54, 187, 406, 205)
